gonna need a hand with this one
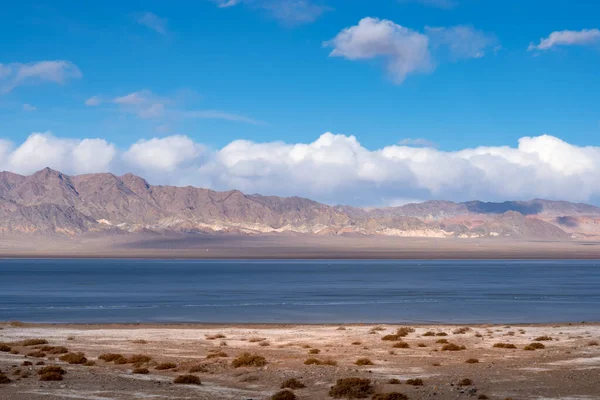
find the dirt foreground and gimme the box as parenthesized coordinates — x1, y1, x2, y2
(1, 323, 599, 400)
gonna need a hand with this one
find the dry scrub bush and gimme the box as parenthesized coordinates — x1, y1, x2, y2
(99, 354, 126, 363)
(0, 344, 11, 352)
(206, 351, 228, 359)
(39, 372, 63, 381)
(248, 337, 266, 343)
(231, 353, 267, 368)
(392, 342, 410, 349)
(304, 358, 337, 366)
(59, 353, 87, 364)
(387, 378, 401, 384)
(436, 339, 448, 344)
(457, 378, 473, 386)
(41, 346, 68, 354)
(22, 339, 48, 346)
(493, 343, 516, 349)
(155, 362, 177, 370)
(0, 374, 10, 384)
(453, 327, 471, 335)
(355, 358, 374, 366)
(422, 331, 435, 337)
(534, 336, 552, 341)
(372, 393, 409, 400)
(406, 378, 424, 386)
(465, 358, 479, 364)
(309, 349, 320, 354)
(417, 343, 427, 347)
(524, 342, 545, 351)
(189, 365, 208, 373)
(205, 334, 226, 340)
(38, 366, 66, 376)
(281, 378, 306, 389)
(173, 374, 201, 385)
(127, 354, 152, 364)
(133, 367, 149, 374)
(271, 390, 297, 400)
(588, 341, 599, 346)
(27, 351, 46, 358)
(329, 378, 374, 399)
(442, 343, 466, 351)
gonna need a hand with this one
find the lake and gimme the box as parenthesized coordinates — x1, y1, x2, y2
(1, 259, 599, 324)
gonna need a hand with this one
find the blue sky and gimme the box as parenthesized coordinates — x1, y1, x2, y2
(0, 0, 599, 205)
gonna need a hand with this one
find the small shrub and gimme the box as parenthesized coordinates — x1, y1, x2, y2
(382, 328, 414, 341)
(423, 331, 435, 337)
(248, 337, 266, 343)
(22, 361, 33, 366)
(41, 346, 68, 355)
(406, 378, 424, 386)
(281, 378, 306, 389)
(127, 354, 152, 364)
(271, 390, 297, 400)
(132, 339, 147, 344)
(442, 343, 465, 351)
(84, 361, 96, 366)
(27, 351, 46, 358)
(35, 361, 45, 366)
(436, 332, 448, 337)
(453, 327, 471, 335)
(173, 374, 201, 385)
(435, 339, 448, 344)
(478, 395, 489, 399)
(155, 362, 177, 370)
(99, 353, 125, 363)
(372, 393, 409, 400)
(329, 378, 374, 399)
(589, 341, 599, 346)
(457, 378, 472, 386)
(524, 342, 545, 351)
(22, 339, 48, 346)
(133, 367, 149, 374)
(0, 374, 11, 384)
(206, 351, 228, 359)
(0, 344, 11, 352)
(232, 353, 267, 368)
(392, 341, 410, 349)
(38, 366, 66, 376)
(205, 334, 226, 340)
(309, 349, 321, 354)
(493, 343, 516, 349)
(337, 326, 347, 330)
(259, 341, 271, 347)
(465, 358, 479, 364)
(417, 343, 427, 347)
(39, 372, 63, 381)
(355, 358, 374, 366)
(370, 326, 386, 332)
(534, 336, 552, 341)
(189, 364, 208, 373)
(59, 352, 87, 364)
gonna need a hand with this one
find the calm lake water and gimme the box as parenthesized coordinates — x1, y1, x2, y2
(1, 259, 599, 324)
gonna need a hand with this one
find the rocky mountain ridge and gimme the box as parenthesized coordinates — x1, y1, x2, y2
(1, 168, 598, 239)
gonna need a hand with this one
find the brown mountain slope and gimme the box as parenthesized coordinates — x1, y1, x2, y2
(0, 168, 587, 239)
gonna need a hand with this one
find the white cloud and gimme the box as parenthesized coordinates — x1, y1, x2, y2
(182, 110, 266, 125)
(398, 138, 437, 147)
(211, 0, 329, 25)
(325, 17, 432, 84)
(425, 25, 497, 59)
(0, 60, 82, 94)
(22, 103, 37, 112)
(2, 132, 600, 206)
(136, 12, 168, 35)
(113, 90, 167, 119)
(325, 18, 496, 84)
(85, 96, 102, 106)
(529, 29, 600, 51)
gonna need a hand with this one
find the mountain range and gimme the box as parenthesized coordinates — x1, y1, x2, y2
(1, 168, 599, 240)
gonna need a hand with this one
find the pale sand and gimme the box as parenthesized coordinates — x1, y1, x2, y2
(1, 323, 599, 399)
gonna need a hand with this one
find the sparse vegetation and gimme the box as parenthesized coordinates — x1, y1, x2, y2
(259, 341, 270, 346)
(249, 337, 266, 343)
(329, 378, 374, 399)
(453, 327, 471, 334)
(132, 339, 147, 344)
(281, 378, 306, 389)
(465, 358, 479, 364)
(387, 378, 401, 384)
(406, 378, 424, 386)
(457, 378, 473, 386)
(155, 362, 177, 370)
(127, 354, 152, 364)
(232, 353, 267, 368)
(493, 343, 517, 349)
(0, 344, 11, 352)
(382, 328, 414, 341)
(27, 351, 46, 358)
(99, 353, 126, 363)
(478, 395, 489, 399)
(417, 343, 427, 347)
(21, 339, 48, 346)
(38, 366, 66, 376)
(0, 374, 10, 384)
(133, 367, 149, 374)
(205, 333, 226, 340)
(206, 351, 228, 359)
(304, 357, 337, 366)
(41, 346, 68, 354)
(436, 332, 448, 337)
(59, 352, 87, 364)
(589, 341, 599, 346)
(355, 358, 374, 366)
(372, 393, 409, 400)
(524, 342, 545, 351)
(441, 343, 466, 351)
(435, 339, 448, 344)
(422, 331, 435, 337)
(392, 341, 410, 349)
(271, 390, 297, 400)
(309, 349, 320, 354)
(22, 361, 33, 366)
(534, 336, 552, 341)
(173, 374, 201, 385)
(39, 372, 63, 381)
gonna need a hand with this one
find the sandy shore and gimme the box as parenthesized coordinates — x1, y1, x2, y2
(1, 323, 599, 399)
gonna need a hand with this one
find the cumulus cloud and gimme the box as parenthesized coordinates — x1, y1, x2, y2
(0, 60, 82, 93)
(113, 90, 167, 119)
(135, 11, 168, 35)
(325, 18, 495, 84)
(85, 96, 102, 106)
(2, 132, 600, 206)
(325, 18, 432, 84)
(529, 29, 600, 51)
(398, 138, 437, 148)
(211, 0, 329, 25)
(425, 25, 497, 59)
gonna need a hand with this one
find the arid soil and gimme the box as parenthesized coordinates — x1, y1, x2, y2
(1, 323, 599, 399)
(3, 234, 600, 259)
